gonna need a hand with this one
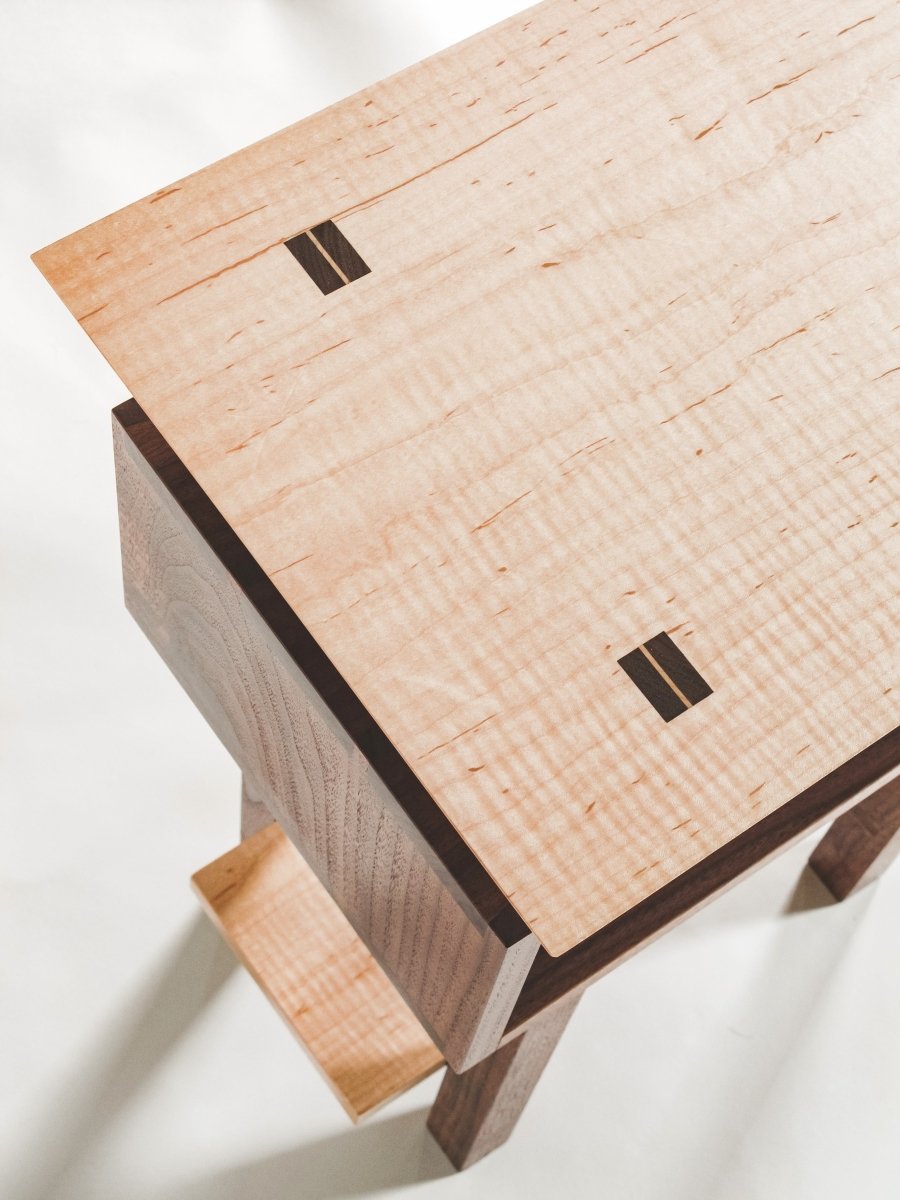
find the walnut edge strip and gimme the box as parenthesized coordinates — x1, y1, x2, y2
(505, 728, 900, 1039)
(114, 396, 526, 946)
(113, 398, 900, 1048)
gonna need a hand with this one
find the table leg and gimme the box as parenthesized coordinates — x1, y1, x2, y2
(115, 403, 537, 1074)
(240, 777, 274, 841)
(809, 776, 900, 900)
(426, 990, 581, 1170)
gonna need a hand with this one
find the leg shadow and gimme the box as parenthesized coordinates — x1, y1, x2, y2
(15, 915, 235, 1200)
(162, 1107, 454, 1200)
(670, 879, 876, 1200)
(782, 863, 837, 915)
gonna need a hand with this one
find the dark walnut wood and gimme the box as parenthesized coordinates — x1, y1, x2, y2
(617, 644, 688, 722)
(506, 729, 900, 1039)
(240, 777, 275, 841)
(114, 399, 536, 1072)
(809, 777, 900, 900)
(114, 399, 900, 1057)
(284, 231, 345, 295)
(427, 990, 581, 1170)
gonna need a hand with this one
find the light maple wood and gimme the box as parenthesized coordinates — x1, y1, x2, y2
(809, 776, 900, 899)
(114, 401, 536, 1070)
(37, 0, 900, 955)
(427, 988, 581, 1169)
(505, 732, 900, 1038)
(192, 823, 443, 1121)
(116, 400, 900, 1049)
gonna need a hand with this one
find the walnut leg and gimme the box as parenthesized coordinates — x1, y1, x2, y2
(240, 777, 274, 841)
(809, 777, 900, 900)
(426, 991, 581, 1170)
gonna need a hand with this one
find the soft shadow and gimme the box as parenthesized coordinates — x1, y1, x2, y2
(273, 0, 437, 98)
(15, 915, 235, 1200)
(781, 864, 837, 915)
(651, 837, 839, 944)
(161, 1108, 454, 1200)
(670, 879, 875, 1200)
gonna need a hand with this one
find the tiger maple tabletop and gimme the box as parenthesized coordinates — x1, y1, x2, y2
(34, 0, 900, 1171)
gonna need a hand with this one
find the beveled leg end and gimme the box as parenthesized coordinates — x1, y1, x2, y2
(809, 778, 900, 901)
(426, 992, 580, 1170)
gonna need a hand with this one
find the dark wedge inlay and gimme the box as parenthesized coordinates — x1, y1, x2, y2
(285, 219, 371, 295)
(618, 632, 713, 722)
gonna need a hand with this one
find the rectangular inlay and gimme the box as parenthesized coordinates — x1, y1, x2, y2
(618, 632, 713, 722)
(285, 219, 370, 294)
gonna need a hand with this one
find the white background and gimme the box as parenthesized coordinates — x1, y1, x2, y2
(2, 2, 899, 1197)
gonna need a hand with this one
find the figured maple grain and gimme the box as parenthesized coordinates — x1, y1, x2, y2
(504, 727, 900, 1038)
(37, 0, 900, 954)
(192, 824, 443, 1121)
(114, 402, 537, 1070)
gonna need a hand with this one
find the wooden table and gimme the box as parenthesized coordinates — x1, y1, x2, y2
(34, 0, 900, 1170)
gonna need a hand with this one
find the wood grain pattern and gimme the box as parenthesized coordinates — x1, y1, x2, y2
(112, 400, 522, 938)
(309, 220, 371, 283)
(642, 631, 713, 707)
(809, 775, 900, 899)
(240, 777, 275, 840)
(193, 823, 443, 1121)
(116, 399, 900, 1051)
(505, 727, 900, 1037)
(114, 400, 536, 1071)
(427, 989, 581, 1170)
(38, 0, 900, 954)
